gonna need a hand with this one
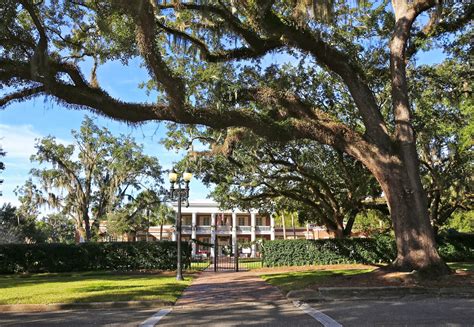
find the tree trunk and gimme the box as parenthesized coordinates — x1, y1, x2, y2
(84, 214, 91, 241)
(160, 223, 163, 240)
(282, 215, 286, 240)
(377, 161, 449, 275)
(291, 213, 296, 239)
(343, 211, 357, 237)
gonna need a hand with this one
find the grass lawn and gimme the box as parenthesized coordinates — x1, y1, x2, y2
(0, 271, 194, 305)
(448, 262, 474, 272)
(260, 268, 374, 293)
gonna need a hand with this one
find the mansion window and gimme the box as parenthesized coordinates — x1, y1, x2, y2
(202, 216, 210, 226)
(256, 217, 263, 226)
(238, 217, 246, 226)
(183, 216, 192, 225)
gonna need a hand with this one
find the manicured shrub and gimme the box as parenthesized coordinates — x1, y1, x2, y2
(0, 241, 191, 274)
(436, 232, 474, 261)
(261, 233, 473, 267)
(261, 237, 397, 267)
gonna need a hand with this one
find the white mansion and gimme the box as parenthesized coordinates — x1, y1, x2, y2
(134, 200, 333, 257)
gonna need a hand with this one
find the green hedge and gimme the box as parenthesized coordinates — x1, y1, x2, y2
(436, 233, 474, 261)
(261, 236, 396, 267)
(261, 233, 474, 267)
(0, 241, 191, 274)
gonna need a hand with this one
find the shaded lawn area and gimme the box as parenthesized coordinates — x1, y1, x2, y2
(260, 262, 474, 293)
(0, 271, 194, 305)
(448, 262, 474, 272)
(260, 269, 374, 294)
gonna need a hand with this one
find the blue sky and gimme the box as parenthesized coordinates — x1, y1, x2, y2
(0, 58, 211, 207)
(0, 43, 444, 210)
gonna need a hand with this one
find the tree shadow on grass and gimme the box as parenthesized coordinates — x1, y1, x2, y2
(262, 269, 372, 293)
(0, 271, 175, 289)
(70, 283, 188, 303)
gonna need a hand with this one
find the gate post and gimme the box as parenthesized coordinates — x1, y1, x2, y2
(213, 236, 218, 272)
(235, 248, 239, 272)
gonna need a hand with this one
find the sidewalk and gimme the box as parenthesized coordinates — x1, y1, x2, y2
(157, 271, 319, 326)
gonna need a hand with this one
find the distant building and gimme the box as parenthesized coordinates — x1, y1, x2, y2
(132, 200, 334, 258)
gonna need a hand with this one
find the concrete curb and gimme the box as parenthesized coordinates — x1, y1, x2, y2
(0, 299, 173, 313)
(287, 286, 474, 302)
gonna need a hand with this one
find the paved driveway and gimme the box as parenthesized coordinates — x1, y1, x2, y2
(158, 271, 319, 326)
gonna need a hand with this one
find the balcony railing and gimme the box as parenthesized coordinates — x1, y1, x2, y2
(180, 225, 272, 234)
(182, 225, 192, 234)
(216, 226, 232, 233)
(196, 226, 211, 233)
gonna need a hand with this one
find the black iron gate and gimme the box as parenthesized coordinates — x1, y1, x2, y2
(213, 244, 238, 271)
(189, 239, 263, 272)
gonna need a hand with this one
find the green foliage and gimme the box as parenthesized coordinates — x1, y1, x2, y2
(353, 209, 391, 233)
(0, 203, 46, 244)
(16, 117, 162, 241)
(442, 210, 474, 233)
(436, 232, 474, 262)
(0, 241, 191, 274)
(262, 233, 474, 266)
(412, 60, 473, 229)
(174, 134, 381, 236)
(37, 213, 76, 244)
(262, 236, 396, 267)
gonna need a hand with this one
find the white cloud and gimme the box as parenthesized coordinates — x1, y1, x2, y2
(0, 124, 71, 160)
(0, 124, 42, 159)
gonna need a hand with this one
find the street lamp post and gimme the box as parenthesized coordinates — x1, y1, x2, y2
(168, 168, 192, 281)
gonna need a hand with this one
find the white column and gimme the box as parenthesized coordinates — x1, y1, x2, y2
(211, 213, 216, 257)
(171, 230, 176, 241)
(191, 212, 197, 256)
(232, 212, 238, 256)
(251, 212, 256, 257)
(270, 214, 275, 240)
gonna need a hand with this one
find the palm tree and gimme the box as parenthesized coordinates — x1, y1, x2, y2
(152, 205, 175, 240)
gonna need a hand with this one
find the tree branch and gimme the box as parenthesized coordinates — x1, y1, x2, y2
(0, 86, 45, 108)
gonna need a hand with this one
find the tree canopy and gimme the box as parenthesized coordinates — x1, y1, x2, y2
(1, 0, 471, 273)
(16, 117, 162, 241)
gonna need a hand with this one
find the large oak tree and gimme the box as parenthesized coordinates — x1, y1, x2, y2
(1, 0, 471, 273)
(16, 117, 162, 241)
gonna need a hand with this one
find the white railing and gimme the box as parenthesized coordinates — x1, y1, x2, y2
(196, 226, 211, 233)
(256, 226, 271, 232)
(182, 226, 192, 234)
(237, 226, 252, 232)
(217, 226, 232, 233)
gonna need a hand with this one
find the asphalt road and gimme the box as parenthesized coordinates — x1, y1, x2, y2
(1, 297, 473, 326)
(0, 307, 165, 327)
(310, 297, 474, 327)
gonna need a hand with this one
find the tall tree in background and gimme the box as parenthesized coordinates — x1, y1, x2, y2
(1, 0, 471, 273)
(17, 117, 161, 241)
(154, 204, 175, 240)
(411, 61, 473, 233)
(37, 213, 76, 243)
(179, 136, 382, 238)
(0, 203, 21, 244)
(0, 203, 46, 244)
(105, 190, 174, 241)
